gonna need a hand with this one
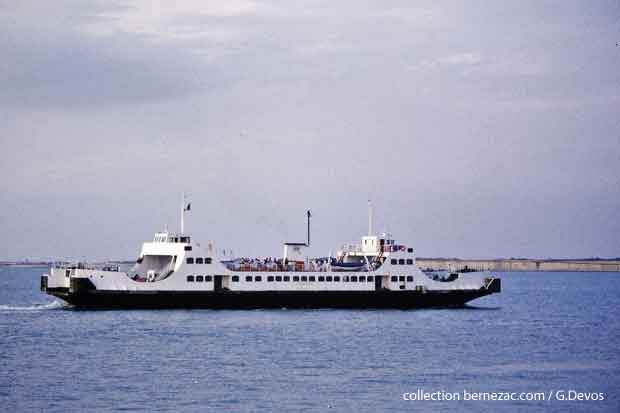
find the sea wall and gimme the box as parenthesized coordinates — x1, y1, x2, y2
(416, 259, 620, 272)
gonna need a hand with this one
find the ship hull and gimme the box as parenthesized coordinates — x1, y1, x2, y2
(45, 283, 499, 310)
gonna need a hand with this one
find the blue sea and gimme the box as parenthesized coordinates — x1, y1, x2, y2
(1, 267, 618, 412)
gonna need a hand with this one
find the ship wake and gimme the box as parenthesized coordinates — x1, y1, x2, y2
(0, 300, 66, 312)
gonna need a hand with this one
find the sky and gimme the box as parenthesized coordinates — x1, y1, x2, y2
(1, 0, 619, 261)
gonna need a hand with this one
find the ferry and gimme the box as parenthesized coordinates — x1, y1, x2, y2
(41, 202, 500, 309)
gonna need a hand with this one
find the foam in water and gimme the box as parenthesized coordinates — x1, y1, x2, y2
(0, 300, 66, 311)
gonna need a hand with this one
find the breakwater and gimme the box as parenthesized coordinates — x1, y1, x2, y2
(416, 259, 620, 272)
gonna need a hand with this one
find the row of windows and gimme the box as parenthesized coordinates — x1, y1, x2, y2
(186, 257, 213, 264)
(187, 275, 213, 282)
(187, 275, 414, 283)
(391, 259, 414, 265)
(233, 275, 377, 283)
(391, 275, 414, 282)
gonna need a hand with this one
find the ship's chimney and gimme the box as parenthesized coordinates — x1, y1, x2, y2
(306, 210, 311, 246)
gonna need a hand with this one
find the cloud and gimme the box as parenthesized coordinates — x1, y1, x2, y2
(411, 51, 482, 73)
(438, 52, 482, 66)
(0, 1, 208, 108)
(81, 0, 278, 42)
(1, 1, 619, 260)
(377, 6, 441, 27)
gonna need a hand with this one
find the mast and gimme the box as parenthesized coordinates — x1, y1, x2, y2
(181, 193, 185, 234)
(181, 193, 190, 235)
(306, 210, 311, 246)
(368, 199, 373, 236)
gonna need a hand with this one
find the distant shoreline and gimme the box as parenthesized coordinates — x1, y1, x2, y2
(416, 258, 620, 272)
(2, 259, 620, 272)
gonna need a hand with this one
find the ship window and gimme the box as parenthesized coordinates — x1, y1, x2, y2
(293, 276, 300, 282)
(326, 276, 333, 282)
(309, 276, 316, 282)
(334, 276, 341, 282)
(205, 258, 212, 264)
(255, 276, 262, 282)
(390, 259, 397, 265)
(408, 248, 413, 253)
(186, 257, 194, 264)
(399, 276, 405, 282)
(391, 276, 397, 282)
(195, 258, 204, 264)
(283, 276, 290, 282)
(407, 276, 414, 282)
(232, 276, 239, 282)
(367, 276, 374, 282)
(301, 276, 308, 282)
(343, 276, 349, 282)
(267, 276, 274, 282)
(205, 275, 213, 282)
(358, 276, 365, 282)
(184, 245, 192, 251)
(398, 259, 405, 265)
(246, 276, 252, 282)
(196, 275, 204, 282)
(406, 259, 413, 265)
(318, 276, 325, 282)
(187, 275, 194, 282)
(351, 276, 358, 282)
(275, 276, 282, 282)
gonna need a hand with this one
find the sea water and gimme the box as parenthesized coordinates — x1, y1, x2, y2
(1, 266, 618, 412)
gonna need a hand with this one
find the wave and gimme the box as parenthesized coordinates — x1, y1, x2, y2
(0, 300, 66, 311)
